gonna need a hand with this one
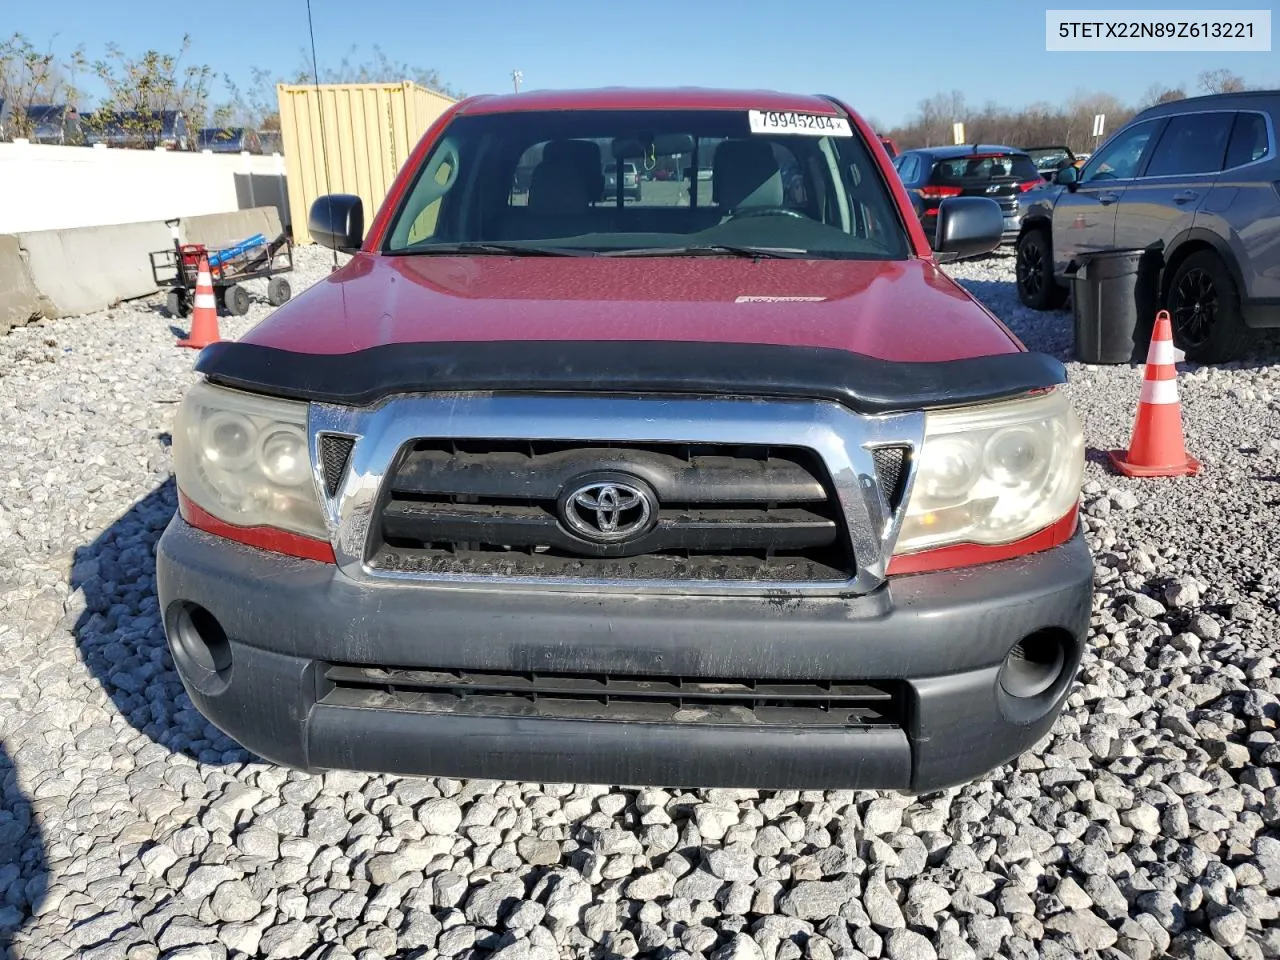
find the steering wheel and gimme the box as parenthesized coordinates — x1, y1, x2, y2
(729, 206, 809, 220)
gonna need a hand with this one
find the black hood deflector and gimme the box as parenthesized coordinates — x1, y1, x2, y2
(195, 340, 1066, 414)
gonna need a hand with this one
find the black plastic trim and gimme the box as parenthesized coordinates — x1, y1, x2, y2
(195, 340, 1066, 414)
(157, 518, 1092, 790)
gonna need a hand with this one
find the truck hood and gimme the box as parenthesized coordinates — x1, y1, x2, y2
(245, 253, 1020, 362)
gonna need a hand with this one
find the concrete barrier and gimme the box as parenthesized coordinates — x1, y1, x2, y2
(4, 206, 291, 322)
(183, 207, 285, 248)
(0, 234, 48, 332)
(17, 220, 173, 318)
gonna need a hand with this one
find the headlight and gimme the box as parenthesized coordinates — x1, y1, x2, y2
(174, 381, 327, 540)
(894, 389, 1083, 555)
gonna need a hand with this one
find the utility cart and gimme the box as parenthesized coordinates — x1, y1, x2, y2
(151, 218, 294, 318)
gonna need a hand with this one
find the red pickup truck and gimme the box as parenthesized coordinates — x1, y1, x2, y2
(159, 88, 1090, 791)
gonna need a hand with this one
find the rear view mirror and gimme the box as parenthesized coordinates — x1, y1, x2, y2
(1055, 165, 1079, 186)
(613, 132, 695, 158)
(933, 196, 1002, 261)
(309, 194, 364, 252)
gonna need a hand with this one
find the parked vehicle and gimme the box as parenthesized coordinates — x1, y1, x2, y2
(83, 110, 190, 150)
(876, 134, 899, 158)
(197, 127, 263, 154)
(893, 145, 1042, 247)
(159, 87, 1089, 792)
(603, 160, 641, 201)
(1023, 145, 1076, 180)
(1016, 90, 1280, 361)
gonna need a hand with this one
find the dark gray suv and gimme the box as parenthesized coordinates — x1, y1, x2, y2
(1016, 91, 1280, 362)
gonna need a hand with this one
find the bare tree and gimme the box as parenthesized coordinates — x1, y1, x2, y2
(1197, 69, 1246, 95)
(916, 90, 968, 146)
(885, 88, 1141, 154)
(292, 44, 463, 99)
(222, 66, 280, 130)
(1140, 83, 1187, 108)
(224, 45, 461, 135)
(0, 33, 85, 139)
(88, 34, 226, 147)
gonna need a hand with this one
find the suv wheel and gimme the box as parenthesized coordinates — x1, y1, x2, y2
(1166, 251, 1250, 363)
(1016, 226, 1067, 310)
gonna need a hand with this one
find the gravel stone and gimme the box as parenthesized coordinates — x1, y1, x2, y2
(711, 933, 765, 960)
(418, 798, 463, 836)
(885, 929, 938, 960)
(258, 921, 316, 959)
(1043, 909, 1119, 951)
(626, 870, 676, 900)
(463, 873, 526, 926)
(707, 846, 758, 882)
(209, 880, 259, 923)
(779, 880, 855, 921)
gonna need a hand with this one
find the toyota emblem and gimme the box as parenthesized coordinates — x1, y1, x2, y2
(560, 478, 656, 543)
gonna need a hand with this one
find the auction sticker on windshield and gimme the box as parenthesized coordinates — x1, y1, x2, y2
(748, 110, 853, 137)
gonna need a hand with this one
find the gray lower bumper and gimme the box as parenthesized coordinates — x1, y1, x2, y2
(156, 518, 1092, 791)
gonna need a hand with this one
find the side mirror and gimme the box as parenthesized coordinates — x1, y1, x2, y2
(309, 194, 364, 252)
(1055, 165, 1079, 187)
(933, 196, 1003, 261)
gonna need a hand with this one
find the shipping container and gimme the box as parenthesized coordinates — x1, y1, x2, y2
(276, 81, 456, 244)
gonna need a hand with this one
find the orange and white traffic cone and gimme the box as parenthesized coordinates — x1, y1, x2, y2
(177, 255, 221, 349)
(1108, 310, 1200, 478)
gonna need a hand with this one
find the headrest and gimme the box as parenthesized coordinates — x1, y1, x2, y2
(712, 139, 784, 209)
(541, 139, 602, 173)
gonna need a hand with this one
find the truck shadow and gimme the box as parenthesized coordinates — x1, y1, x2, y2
(0, 742, 48, 958)
(68, 477, 248, 768)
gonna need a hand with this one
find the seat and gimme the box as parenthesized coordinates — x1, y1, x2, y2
(528, 139, 603, 214)
(501, 139, 606, 240)
(712, 140, 784, 212)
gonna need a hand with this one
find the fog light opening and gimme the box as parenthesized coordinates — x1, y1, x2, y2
(1000, 630, 1066, 699)
(171, 602, 233, 691)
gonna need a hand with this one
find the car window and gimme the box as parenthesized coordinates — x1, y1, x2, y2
(1080, 120, 1161, 182)
(930, 153, 1040, 184)
(898, 155, 919, 182)
(386, 108, 910, 260)
(1027, 148, 1072, 172)
(1144, 111, 1234, 177)
(1224, 112, 1270, 168)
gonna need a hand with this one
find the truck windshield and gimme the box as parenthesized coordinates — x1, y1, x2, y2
(382, 109, 910, 260)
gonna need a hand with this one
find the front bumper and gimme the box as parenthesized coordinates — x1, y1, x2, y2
(157, 518, 1092, 792)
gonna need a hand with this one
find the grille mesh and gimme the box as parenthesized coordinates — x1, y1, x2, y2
(872, 446, 911, 510)
(319, 435, 356, 496)
(369, 439, 855, 582)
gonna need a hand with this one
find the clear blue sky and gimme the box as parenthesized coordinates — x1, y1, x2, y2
(9, 0, 1277, 126)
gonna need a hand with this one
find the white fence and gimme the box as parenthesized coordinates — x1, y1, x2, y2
(0, 141, 289, 235)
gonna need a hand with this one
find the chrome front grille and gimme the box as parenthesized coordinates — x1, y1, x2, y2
(308, 394, 924, 595)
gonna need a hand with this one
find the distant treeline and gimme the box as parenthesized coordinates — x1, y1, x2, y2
(879, 70, 1267, 152)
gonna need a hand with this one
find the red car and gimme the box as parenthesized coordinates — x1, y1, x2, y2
(160, 88, 1090, 791)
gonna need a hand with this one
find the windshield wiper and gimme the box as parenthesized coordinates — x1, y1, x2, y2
(395, 242, 593, 257)
(602, 244, 807, 259)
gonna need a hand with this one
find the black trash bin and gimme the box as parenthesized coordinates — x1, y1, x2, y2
(1071, 249, 1157, 364)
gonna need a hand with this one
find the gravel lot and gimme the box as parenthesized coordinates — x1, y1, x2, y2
(1, 245, 1278, 960)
